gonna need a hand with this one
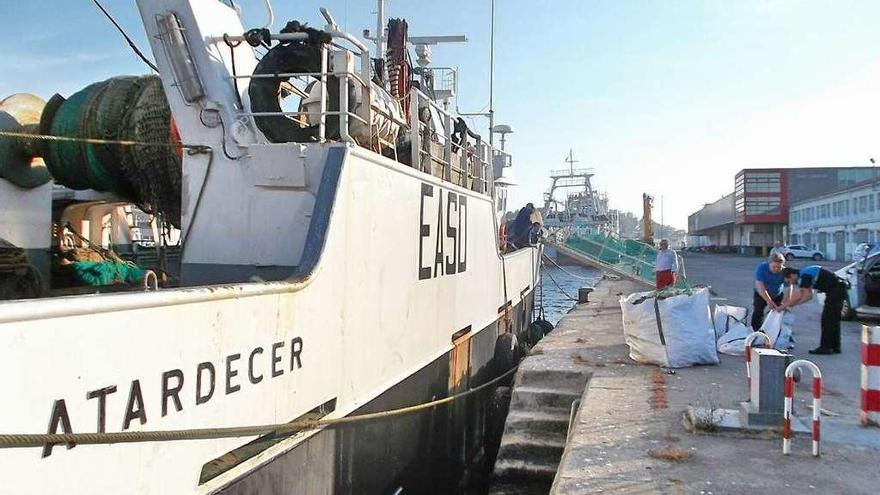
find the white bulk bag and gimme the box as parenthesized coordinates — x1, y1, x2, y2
(713, 305, 749, 339)
(759, 310, 795, 350)
(716, 321, 751, 355)
(620, 287, 720, 368)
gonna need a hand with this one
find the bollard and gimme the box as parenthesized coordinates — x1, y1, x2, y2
(745, 332, 771, 397)
(578, 287, 594, 303)
(862, 325, 880, 426)
(782, 359, 822, 457)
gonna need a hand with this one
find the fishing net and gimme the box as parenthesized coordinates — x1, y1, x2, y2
(70, 260, 146, 286)
(44, 75, 182, 226)
(0, 238, 43, 299)
(118, 76, 182, 226)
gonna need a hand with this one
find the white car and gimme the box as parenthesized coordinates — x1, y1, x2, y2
(825, 252, 880, 320)
(781, 244, 825, 261)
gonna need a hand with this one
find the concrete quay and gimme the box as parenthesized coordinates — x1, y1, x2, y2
(499, 253, 880, 495)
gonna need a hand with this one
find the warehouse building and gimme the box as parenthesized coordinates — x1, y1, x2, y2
(687, 193, 734, 248)
(688, 166, 880, 254)
(789, 179, 880, 261)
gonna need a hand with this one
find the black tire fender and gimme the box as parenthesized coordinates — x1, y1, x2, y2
(535, 318, 554, 335)
(493, 332, 519, 374)
(484, 385, 511, 468)
(248, 42, 340, 143)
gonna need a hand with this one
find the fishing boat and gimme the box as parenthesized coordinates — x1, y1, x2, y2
(0, 1, 539, 493)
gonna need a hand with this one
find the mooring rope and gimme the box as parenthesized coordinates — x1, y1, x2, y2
(541, 259, 580, 301)
(0, 364, 519, 449)
(0, 130, 210, 153)
(541, 251, 595, 282)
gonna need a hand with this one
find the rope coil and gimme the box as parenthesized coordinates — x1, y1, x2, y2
(0, 365, 518, 449)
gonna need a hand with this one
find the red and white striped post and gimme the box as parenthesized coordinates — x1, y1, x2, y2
(745, 332, 771, 397)
(783, 359, 822, 456)
(861, 325, 880, 426)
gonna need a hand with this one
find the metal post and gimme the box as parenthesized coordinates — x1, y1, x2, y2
(339, 73, 351, 143)
(782, 360, 822, 456)
(444, 111, 452, 181)
(409, 89, 420, 171)
(319, 46, 328, 142)
(488, 0, 495, 146)
(376, 0, 386, 57)
(861, 325, 880, 426)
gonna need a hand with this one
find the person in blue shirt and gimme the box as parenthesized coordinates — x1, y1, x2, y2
(780, 265, 848, 355)
(752, 253, 788, 331)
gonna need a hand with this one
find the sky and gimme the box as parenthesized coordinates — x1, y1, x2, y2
(4, 0, 880, 228)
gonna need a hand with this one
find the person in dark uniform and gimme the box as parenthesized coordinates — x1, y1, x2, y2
(506, 203, 536, 249)
(752, 253, 787, 331)
(780, 265, 848, 354)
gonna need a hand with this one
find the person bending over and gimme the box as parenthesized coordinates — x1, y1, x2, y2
(752, 253, 787, 331)
(779, 265, 847, 355)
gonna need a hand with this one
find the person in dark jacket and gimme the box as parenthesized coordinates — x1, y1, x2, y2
(780, 265, 848, 354)
(507, 203, 536, 249)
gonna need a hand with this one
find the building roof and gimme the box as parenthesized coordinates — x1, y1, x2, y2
(737, 165, 879, 174)
(790, 177, 880, 207)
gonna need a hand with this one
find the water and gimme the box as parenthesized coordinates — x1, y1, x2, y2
(537, 263, 603, 326)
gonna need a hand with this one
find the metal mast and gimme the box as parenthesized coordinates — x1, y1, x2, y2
(375, 0, 386, 57)
(488, 0, 495, 146)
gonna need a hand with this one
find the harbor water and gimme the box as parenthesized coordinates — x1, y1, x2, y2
(537, 262, 603, 326)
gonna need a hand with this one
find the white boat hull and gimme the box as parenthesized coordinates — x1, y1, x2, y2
(0, 145, 539, 494)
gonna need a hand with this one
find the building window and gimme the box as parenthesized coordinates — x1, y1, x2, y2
(790, 234, 799, 244)
(855, 229, 869, 243)
(744, 172, 781, 193)
(859, 195, 869, 213)
(745, 198, 781, 215)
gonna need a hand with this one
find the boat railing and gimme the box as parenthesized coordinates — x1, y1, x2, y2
(550, 168, 593, 177)
(225, 19, 500, 196)
(230, 38, 373, 145)
(408, 88, 493, 195)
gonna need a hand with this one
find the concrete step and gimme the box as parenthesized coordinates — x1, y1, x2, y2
(517, 369, 588, 392)
(504, 409, 571, 436)
(487, 480, 553, 495)
(493, 457, 559, 482)
(497, 431, 566, 462)
(511, 386, 582, 410)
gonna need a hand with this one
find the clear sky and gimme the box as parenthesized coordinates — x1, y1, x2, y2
(4, 1, 880, 228)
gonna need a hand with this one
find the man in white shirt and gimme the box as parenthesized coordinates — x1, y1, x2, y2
(770, 241, 785, 258)
(655, 239, 678, 289)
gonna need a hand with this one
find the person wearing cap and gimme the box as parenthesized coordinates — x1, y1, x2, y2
(654, 239, 678, 289)
(752, 253, 787, 331)
(779, 265, 848, 354)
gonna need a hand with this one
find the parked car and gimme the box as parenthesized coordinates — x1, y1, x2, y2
(853, 243, 880, 261)
(819, 251, 880, 320)
(780, 244, 824, 261)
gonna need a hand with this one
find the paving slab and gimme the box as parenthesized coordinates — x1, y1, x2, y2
(545, 255, 880, 495)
